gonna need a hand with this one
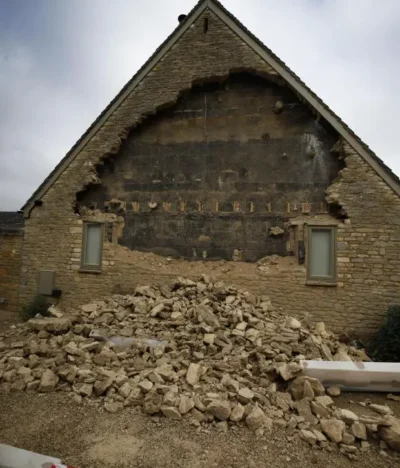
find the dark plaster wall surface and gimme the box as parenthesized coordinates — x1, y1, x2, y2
(79, 74, 342, 261)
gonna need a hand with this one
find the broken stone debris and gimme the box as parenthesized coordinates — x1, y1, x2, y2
(0, 276, 398, 456)
(379, 418, 400, 452)
(320, 419, 346, 443)
(268, 226, 284, 237)
(351, 422, 367, 440)
(186, 363, 202, 386)
(327, 386, 341, 397)
(299, 429, 317, 445)
(39, 369, 58, 393)
(208, 400, 231, 421)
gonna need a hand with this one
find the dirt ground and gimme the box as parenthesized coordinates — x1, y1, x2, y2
(0, 392, 399, 468)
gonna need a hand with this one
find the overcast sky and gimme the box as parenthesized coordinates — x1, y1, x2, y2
(0, 0, 399, 211)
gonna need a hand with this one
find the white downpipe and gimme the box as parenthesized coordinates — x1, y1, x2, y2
(302, 360, 400, 392)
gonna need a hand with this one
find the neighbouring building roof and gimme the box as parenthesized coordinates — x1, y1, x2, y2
(0, 212, 24, 231)
(21, 0, 400, 216)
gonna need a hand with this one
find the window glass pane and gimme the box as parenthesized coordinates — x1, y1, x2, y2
(310, 229, 332, 277)
(84, 224, 102, 265)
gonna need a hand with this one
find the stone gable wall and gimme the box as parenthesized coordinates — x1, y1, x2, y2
(17, 9, 400, 336)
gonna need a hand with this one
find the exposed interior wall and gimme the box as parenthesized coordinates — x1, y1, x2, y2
(77, 74, 342, 262)
(0, 214, 24, 320)
(18, 8, 400, 336)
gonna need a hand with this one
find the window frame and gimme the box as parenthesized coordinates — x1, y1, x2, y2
(80, 222, 104, 272)
(307, 225, 337, 284)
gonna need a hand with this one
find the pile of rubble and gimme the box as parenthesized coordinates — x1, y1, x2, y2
(0, 276, 399, 456)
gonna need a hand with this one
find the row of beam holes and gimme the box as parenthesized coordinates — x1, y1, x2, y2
(192, 249, 243, 261)
(128, 201, 327, 213)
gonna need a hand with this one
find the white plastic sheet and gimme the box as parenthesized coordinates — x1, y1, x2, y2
(0, 443, 62, 468)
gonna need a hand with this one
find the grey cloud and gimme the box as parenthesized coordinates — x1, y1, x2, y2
(0, 0, 399, 210)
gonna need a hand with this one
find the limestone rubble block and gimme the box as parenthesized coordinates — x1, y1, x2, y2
(314, 322, 326, 336)
(342, 432, 355, 445)
(138, 380, 153, 393)
(125, 388, 143, 407)
(387, 394, 400, 402)
(28, 318, 71, 333)
(276, 362, 303, 381)
(320, 419, 346, 443)
(81, 303, 97, 313)
(246, 407, 271, 432)
(104, 402, 123, 413)
(94, 378, 113, 396)
(289, 376, 325, 401)
(351, 422, 367, 441)
(311, 401, 331, 418)
(238, 388, 254, 404)
(378, 417, 400, 452)
(337, 408, 359, 424)
(230, 403, 245, 422)
(327, 386, 341, 397)
(186, 363, 202, 386)
(315, 395, 334, 407)
(39, 369, 59, 392)
(313, 429, 327, 442)
(143, 392, 163, 415)
(47, 305, 63, 318)
(299, 429, 317, 445)
(203, 334, 215, 345)
(369, 404, 392, 415)
(161, 406, 182, 420)
(208, 400, 231, 421)
(10, 380, 25, 392)
(216, 421, 228, 433)
(286, 317, 302, 329)
(73, 383, 93, 397)
(179, 395, 194, 415)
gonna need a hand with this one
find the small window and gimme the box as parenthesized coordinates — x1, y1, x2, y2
(81, 222, 103, 270)
(203, 17, 209, 34)
(307, 226, 336, 282)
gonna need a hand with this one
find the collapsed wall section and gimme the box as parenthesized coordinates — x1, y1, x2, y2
(77, 73, 343, 261)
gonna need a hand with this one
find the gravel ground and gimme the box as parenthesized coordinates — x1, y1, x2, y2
(0, 392, 399, 468)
